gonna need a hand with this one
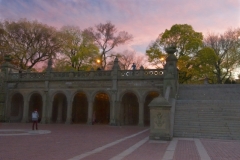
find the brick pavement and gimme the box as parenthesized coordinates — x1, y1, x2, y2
(0, 123, 240, 160)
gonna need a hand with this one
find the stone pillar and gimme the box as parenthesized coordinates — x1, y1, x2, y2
(149, 96, 172, 141)
(138, 101, 144, 126)
(0, 56, 11, 122)
(48, 100, 53, 123)
(65, 97, 73, 124)
(109, 90, 118, 126)
(109, 101, 115, 125)
(0, 73, 5, 122)
(114, 101, 121, 126)
(164, 47, 178, 98)
(109, 57, 120, 125)
(87, 101, 93, 125)
(56, 98, 63, 123)
(21, 94, 29, 123)
(41, 92, 47, 124)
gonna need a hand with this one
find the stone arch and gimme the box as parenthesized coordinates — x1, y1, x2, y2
(9, 92, 24, 122)
(120, 90, 139, 126)
(51, 92, 67, 123)
(90, 89, 112, 102)
(143, 91, 160, 126)
(92, 90, 111, 124)
(119, 89, 141, 103)
(72, 91, 88, 124)
(28, 92, 43, 122)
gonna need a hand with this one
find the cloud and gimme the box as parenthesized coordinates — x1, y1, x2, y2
(0, 0, 239, 54)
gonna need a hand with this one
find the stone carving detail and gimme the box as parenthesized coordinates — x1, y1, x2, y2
(154, 112, 165, 128)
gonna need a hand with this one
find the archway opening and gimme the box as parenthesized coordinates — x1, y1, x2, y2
(93, 93, 110, 124)
(72, 93, 88, 124)
(52, 93, 67, 123)
(144, 91, 159, 126)
(29, 93, 43, 122)
(121, 92, 139, 125)
(10, 93, 23, 122)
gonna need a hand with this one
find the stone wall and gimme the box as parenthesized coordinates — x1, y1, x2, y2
(174, 84, 240, 140)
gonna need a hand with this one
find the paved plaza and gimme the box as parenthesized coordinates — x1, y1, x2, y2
(0, 123, 240, 160)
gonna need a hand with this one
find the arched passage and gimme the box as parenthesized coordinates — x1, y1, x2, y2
(93, 93, 110, 124)
(72, 92, 88, 123)
(144, 91, 159, 126)
(10, 93, 24, 122)
(52, 93, 67, 123)
(121, 92, 139, 125)
(28, 93, 43, 122)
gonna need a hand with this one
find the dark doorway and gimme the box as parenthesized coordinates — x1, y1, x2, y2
(93, 93, 110, 124)
(52, 93, 67, 123)
(10, 93, 24, 122)
(72, 93, 88, 123)
(121, 92, 139, 125)
(29, 93, 43, 122)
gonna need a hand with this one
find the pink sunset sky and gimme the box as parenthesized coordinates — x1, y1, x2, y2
(0, 0, 239, 75)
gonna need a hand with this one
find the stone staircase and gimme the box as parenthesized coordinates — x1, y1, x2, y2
(174, 84, 240, 140)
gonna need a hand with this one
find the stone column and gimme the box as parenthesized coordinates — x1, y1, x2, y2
(110, 57, 119, 125)
(56, 98, 63, 123)
(109, 101, 118, 126)
(87, 101, 93, 125)
(42, 81, 50, 123)
(149, 96, 172, 141)
(65, 97, 73, 124)
(48, 100, 53, 123)
(115, 101, 121, 126)
(21, 94, 29, 123)
(138, 101, 144, 126)
(109, 91, 118, 126)
(41, 92, 47, 124)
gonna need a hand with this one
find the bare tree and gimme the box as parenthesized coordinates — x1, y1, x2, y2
(204, 28, 240, 83)
(0, 19, 63, 70)
(84, 21, 133, 70)
(118, 50, 146, 70)
(105, 50, 146, 70)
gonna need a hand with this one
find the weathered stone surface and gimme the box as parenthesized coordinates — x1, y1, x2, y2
(149, 96, 172, 141)
(174, 84, 240, 140)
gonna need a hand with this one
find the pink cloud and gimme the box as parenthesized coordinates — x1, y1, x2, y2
(0, 0, 239, 55)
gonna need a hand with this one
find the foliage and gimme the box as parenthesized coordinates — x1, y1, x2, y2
(146, 24, 204, 83)
(84, 21, 133, 70)
(191, 47, 218, 83)
(0, 19, 62, 70)
(160, 24, 203, 57)
(146, 41, 166, 68)
(55, 26, 100, 71)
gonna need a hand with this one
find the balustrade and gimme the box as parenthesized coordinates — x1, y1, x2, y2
(7, 69, 165, 82)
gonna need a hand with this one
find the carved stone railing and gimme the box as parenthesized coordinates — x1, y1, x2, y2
(118, 69, 164, 79)
(7, 69, 165, 82)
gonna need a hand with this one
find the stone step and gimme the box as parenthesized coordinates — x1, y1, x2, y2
(175, 115, 240, 118)
(173, 132, 234, 140)
(174, 126, 230, 132)
(174, 118, 226, 121)
(174, 122, 228, 127)
(174, 126, 229, 130)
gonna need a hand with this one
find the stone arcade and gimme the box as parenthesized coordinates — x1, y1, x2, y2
(1, 49, 240, 140)
(0, 49, 178, 129)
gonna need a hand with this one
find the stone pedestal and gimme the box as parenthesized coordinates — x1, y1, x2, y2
(149, 96, 172, 141)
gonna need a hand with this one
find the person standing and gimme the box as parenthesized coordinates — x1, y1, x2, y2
(132, 63, 136, 70)
(32, 109, 39, 130)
